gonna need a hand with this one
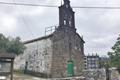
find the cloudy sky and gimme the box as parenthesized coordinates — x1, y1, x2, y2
(0, 0, 120, 56)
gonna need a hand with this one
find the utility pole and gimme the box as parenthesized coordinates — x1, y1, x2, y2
(105, 61, 110, 80)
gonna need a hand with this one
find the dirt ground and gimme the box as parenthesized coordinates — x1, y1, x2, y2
(6, 73, 50, 80)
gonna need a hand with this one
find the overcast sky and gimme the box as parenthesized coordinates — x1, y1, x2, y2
(0, 0, 120, 56)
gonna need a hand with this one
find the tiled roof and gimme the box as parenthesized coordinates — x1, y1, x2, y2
(23, 34, 53, 44)
(0, 53, 16, 59)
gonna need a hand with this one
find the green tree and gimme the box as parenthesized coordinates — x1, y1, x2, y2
(0, 33, 26, 55)
(108, 34, 120, 73)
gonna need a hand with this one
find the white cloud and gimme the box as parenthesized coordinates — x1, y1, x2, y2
(0, 13, 17, 33)
(0, 0, 120, 56)
(13, 7, 45, 17)
(92, 35, 117, 43)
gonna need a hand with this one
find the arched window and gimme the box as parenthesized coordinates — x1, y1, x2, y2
(64, 20, 66, 25)
(69, 21, 71, 27)
(66, 4, 69, 8)
(69, 16, 72, 27)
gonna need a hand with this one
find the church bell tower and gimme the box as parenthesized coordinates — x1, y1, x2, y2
(59, 0, 76, 31)
(51, 0, 85, 78)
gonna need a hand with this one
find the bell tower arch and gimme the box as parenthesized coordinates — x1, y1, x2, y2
(59, 0, 76, 31)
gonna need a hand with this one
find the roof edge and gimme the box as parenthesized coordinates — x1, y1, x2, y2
(76, 33, 85, 43)
(23, 34, 53, 44)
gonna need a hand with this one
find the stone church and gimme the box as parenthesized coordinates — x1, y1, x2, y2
(15, 0, 85, 78)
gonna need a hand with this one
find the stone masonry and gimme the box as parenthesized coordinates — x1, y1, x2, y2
(14, 35, 53, 76)
(51, 28, 85, 78)
(50, 0, 85, 77)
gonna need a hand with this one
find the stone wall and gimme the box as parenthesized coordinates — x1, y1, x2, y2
(51, 77, 85, 80)
(14, 37, 53, 75)
(84, 69, 120, 80)
(110, 68, 119, 80)
(50, 28, 85, 78)
(83, 69, 106, 80)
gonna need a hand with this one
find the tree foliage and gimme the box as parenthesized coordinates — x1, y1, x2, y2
(0, 33, 26, 55)
(108, 34, 120, 73)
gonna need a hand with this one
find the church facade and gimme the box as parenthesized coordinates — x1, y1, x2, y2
(14, 0, 85, 78)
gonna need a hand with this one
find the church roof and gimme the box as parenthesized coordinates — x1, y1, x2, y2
(23, 34, 53, 44)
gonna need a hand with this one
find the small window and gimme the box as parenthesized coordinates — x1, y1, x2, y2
(69, 21, 72, 26)
(64, 20, 66, 25)
(66, 5, 68, 8)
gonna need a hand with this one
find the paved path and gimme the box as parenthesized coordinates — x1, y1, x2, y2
(6, 73, 50, 80)
(6, 73, 85, 80)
